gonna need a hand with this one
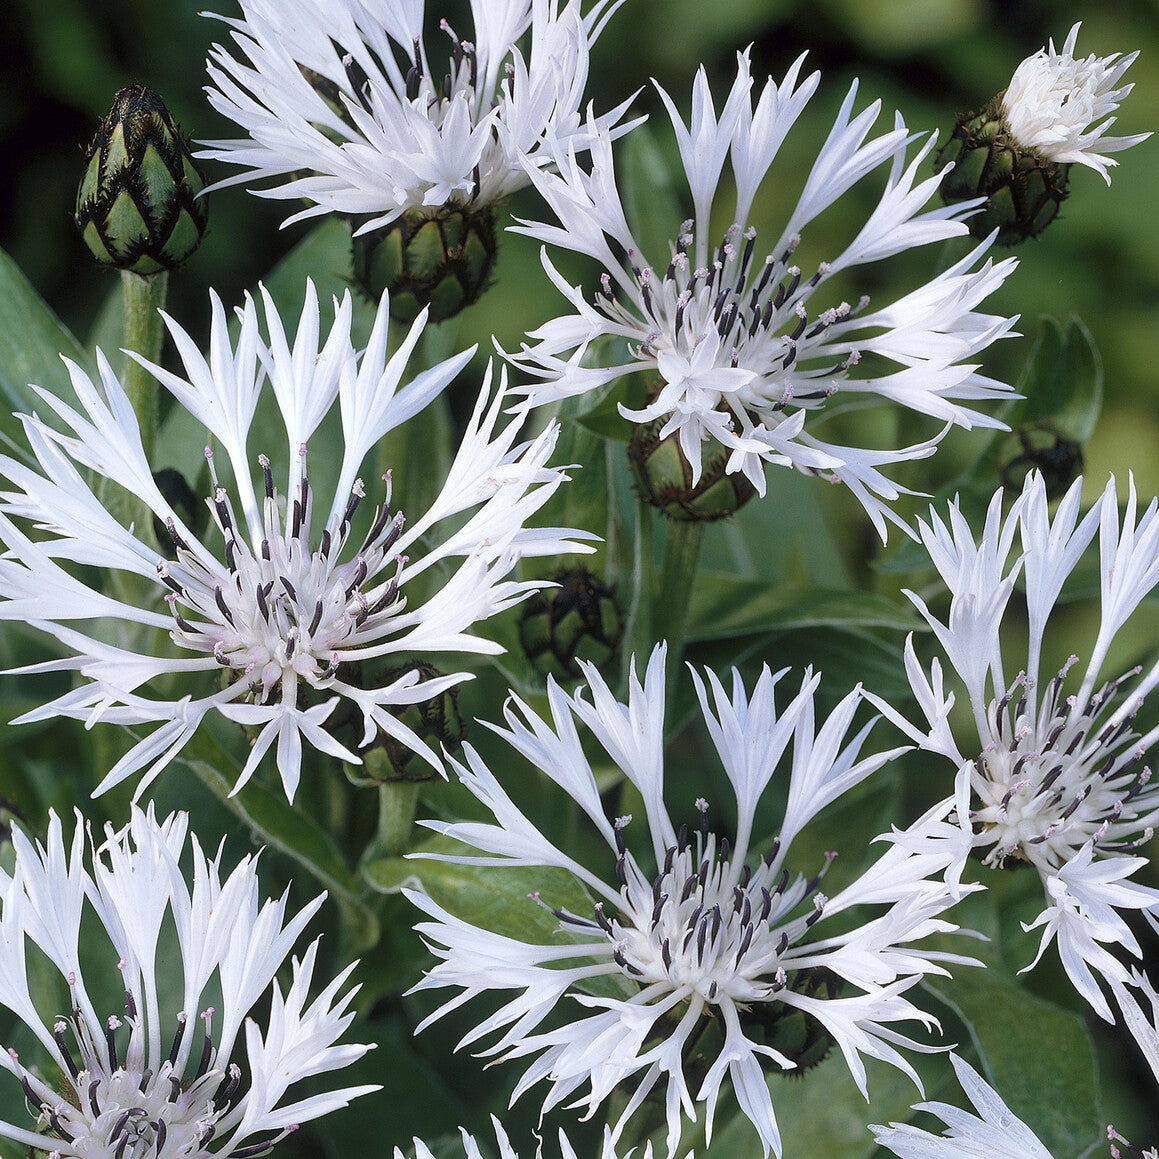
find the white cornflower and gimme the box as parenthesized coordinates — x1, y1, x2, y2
(1002, 23, 1150, 182)
(396, 1118, 645, 1159)
(872, 1053, 1055, 1159)
(199, 0, 635, 231)
(0, 281, 591, 801)
(407, 644, 979, 1159)
(869, 471, 1159, 1020)
(0, 805, 375, 1157)
(507, 49, 1019, 536)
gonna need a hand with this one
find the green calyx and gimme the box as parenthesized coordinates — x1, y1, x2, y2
(936, 97, 1069, 246)
(346, 662, 466, 785)
(351, 205, 498, 323)
(518, 568, 623, 682)
(76, 85, 208, 275)
(628, 418, 757, 523)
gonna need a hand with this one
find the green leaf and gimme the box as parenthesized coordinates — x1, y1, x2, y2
(686, 575, 919, 642)
(365, 834, 637, 1001)
(0, 245, 91, 436)
(924, 968, 1102, 1157)
(1014, 315, 1103, 440)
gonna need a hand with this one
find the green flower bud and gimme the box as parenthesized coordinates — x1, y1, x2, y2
(76, 85, 208, 275)
(346, 662, 467, 785)
(351, 205, 498, 323)
(747, 967, 844, 1073)
(936, 97, 1069, 246)
(628, 418, 758, 523)
(997, 422, 1083, 498)
(518, 568, 623, 682)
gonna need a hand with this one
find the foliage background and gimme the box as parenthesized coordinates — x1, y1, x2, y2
(1, 0, 1158, 1155)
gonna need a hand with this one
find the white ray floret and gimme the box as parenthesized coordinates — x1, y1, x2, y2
(406, 644, 979, 1159)
(0, 281, 591, 802)
(507, 49, 1020, 537)
(0, 805, 375, 1157)
(200, 0, 637, 232)
(868, 472, 1159, 1020)
(872, 1053, 1054, 1159)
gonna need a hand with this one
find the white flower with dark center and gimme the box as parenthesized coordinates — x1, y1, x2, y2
(507, 49, 1020, 536)
(1002, 23, 1149, 182)
(407, 645, 979, 1159)
(872, 1053, 1055, 1159)
(199, 0, 635, 231)
(868, 471, 1159, 1019)
(0, 281, 590, 801)
(0, 806, 375, 1157)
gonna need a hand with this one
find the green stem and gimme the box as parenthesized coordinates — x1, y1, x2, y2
(120, 269, 168, 462)
(375, 780, 421, 858)
(656, 517, 706, 674)
(618, 497, 656, 694)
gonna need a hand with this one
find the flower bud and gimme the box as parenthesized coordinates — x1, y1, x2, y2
(997, 422, 1082, 498)
(519, 568, 623, 681)
(76, 85, 208, 275)
(935, 98, 1069, 246)
(351, 205, 498, 323)
(349, 662, 466, 784)
(628, 418, 758, 522)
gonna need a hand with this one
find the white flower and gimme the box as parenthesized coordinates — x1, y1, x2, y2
(396, 1118, 645, 1159)
(872, 1053, 1054, 1159)
(868, 472, 1159, 1020)
(0, 281, 591, 802)
(199, 0, 636, 232)
(1002, 23, 1150, 182)
(0, 805, 375, 1157)
(406, 644, 978, 1159)
(507, 49, 1020, 537)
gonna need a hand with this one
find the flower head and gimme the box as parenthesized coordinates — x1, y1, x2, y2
(869, 472, 1159, 1019)
(0, 282, 590, 801)
(407, 645, 977, 1158)
(1002, 23, 1149, 182)
(199, 0, 634, 233)
(508, 50, 1020, 536)
(0, 805, 375, 1157)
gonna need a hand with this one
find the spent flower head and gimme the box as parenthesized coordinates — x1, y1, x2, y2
(869, 472, 1159, 1019)
(199, 0, 635, 233)
(407, 644, 978, 1159)
(0, 805, 375, 1157)
(508, 49, 1020, 536)
(0, 281, 591, 802)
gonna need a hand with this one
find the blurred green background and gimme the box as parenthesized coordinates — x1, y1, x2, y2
(2, 0, 1158, 1153)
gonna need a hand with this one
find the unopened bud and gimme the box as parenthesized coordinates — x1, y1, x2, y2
(76, 85, 208, 274)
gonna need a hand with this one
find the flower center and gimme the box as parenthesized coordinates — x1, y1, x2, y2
(158, 447, 404, 703)
(558, 801, 833, 1004)
(603, 222, 864, 412)
(971, 660, 1154, 869)
(12, 990, 253, 1159)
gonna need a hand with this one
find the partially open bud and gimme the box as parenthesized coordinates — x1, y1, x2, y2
(628, 418, 758, 522)
(937, 25, 1148, 245)
(76, 85, 208, 275)
(935, 98, 1069, 246)
(351, 205, 498, 324)
(519, 568, 623, 681)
